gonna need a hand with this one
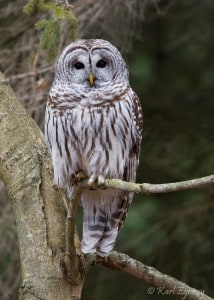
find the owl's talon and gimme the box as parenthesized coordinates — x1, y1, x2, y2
(70, 174, 78, 186)
(88, 174, 97, 189)
(97, 175, 105, 187)
(76, 171, 87, 181)
(70, 172, 87, 186)
(88, 174, 106, 190)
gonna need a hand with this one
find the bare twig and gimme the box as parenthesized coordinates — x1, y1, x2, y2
(65, 186, 84, 284)
(33, 52, 40, 71)
(7, 65, 54, 81)
(79, 175, 214, 194)
(66, 186, 82, 258)
(64, 0, 74, 9)
(87, 251, 213, 300)
(0, 44, 36, 55)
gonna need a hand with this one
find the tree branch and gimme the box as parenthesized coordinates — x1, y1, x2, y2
(79, 175, 214, 194)
(65, 186, 85, 284)
(7, 65, 54, 81)
(87, 251, 213, 300)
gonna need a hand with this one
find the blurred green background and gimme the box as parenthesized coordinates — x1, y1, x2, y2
(0, 1, 213, 299)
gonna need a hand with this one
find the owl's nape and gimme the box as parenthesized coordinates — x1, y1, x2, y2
(45, 39, 142, 256)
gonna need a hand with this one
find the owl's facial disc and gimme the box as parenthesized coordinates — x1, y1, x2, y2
(90, 50, 116, 87)
(57, 39, 129, 88)
(64, 49, 90, 86)
(61, 46, 121, 88)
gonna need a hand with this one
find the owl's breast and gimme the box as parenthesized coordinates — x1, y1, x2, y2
(61, 99, 133, 178)
(46, 92, 136, 193)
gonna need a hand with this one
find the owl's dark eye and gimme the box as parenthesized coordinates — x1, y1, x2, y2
(96, 60, 107, 68)
(74, 62, 85, 69)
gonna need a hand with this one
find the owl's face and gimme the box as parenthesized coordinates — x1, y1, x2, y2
(55, 39, 129, 89)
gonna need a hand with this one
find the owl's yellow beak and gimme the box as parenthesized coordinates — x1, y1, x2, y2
(89, 73, 94, 86)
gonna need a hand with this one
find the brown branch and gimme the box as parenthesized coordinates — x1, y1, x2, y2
(87, 251, 213, 300)
(64, 0, 74, 9)
(7, 65, 54, 81)
(79, 175, 214, 194)
(65, 186, 85, 284)
(0, 44, 36, 55)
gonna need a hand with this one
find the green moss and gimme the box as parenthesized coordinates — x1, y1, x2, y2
(23, 0, 39, 15)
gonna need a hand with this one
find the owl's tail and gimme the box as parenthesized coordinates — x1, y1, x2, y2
(80, 189, 129, 256)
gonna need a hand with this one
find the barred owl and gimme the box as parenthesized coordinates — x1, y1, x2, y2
(45, 39, 143, 256)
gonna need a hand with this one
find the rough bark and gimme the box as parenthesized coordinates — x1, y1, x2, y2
(0, 71, 84, 299)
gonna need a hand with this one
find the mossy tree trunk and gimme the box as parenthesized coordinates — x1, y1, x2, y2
(0, 71, 84, 299)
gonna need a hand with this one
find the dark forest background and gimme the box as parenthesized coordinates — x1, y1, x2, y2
(0, 1, 213, 299)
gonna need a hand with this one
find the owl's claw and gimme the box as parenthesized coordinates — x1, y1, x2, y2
(88, 174, 105, 190)
(76, 171, 87, 181)
(70, 171, 87, 186)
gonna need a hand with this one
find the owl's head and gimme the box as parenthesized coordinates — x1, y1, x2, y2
(55, 39, 129, 88)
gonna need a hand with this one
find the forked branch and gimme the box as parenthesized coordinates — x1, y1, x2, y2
(87, 251, 213, 300)
(71, 174, 214, 299)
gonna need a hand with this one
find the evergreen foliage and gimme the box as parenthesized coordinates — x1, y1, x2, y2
(23, 0, 78, 62)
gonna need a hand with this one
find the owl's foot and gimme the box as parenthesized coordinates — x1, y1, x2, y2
(88, 174, 105, 190)
(70, 171, 87, 185)
(76, 171, 87, 181)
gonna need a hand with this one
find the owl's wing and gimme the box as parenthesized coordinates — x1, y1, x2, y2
(118, 90, 143, 230)
(127, 89, 143, 179)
